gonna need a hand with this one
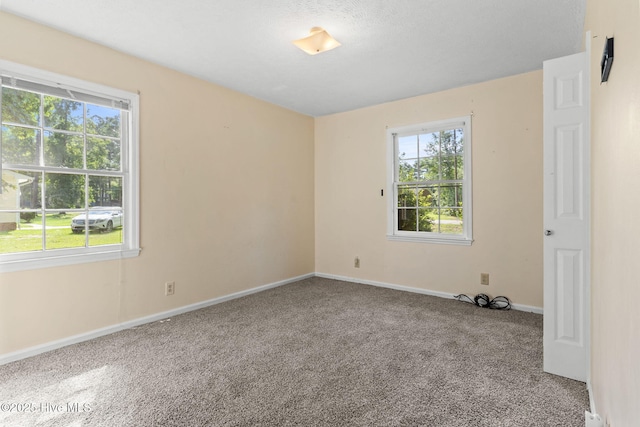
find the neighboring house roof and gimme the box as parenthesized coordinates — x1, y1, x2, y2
(3, 170, 34, 186)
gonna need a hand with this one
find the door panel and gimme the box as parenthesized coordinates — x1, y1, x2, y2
(555, 249, 583, 344)
(556, 125, 583, 219)
(543, 51, 589, 382)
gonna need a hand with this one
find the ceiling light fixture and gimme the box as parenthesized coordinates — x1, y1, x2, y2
(293, 27, 341, 55)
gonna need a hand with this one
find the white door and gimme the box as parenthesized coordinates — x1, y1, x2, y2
(543, 50, 590, 382)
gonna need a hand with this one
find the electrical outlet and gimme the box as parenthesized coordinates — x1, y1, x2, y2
(354, 257, 360, 268)
(480, 273, 489, 286)
(165, 281, 175, 296)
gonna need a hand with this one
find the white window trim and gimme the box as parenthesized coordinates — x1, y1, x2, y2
(0, 60, 140, 273)
(386, 116, 473, 245)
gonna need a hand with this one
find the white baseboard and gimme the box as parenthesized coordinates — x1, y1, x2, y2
(0, 273, 314, 366)
(586, 379, 601, 425)
(314, 272, 544, 314)
(585, 411, 604, 427)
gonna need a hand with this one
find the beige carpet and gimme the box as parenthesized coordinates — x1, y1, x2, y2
(0, 277, 588, 426)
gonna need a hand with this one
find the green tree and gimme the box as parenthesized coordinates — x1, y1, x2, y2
(419, 129, 464, 218)
(86, 105, 122, 206)
(397, 162, 434, 232)
(1, 87, 40, 126)
(42, 96, 85, 208)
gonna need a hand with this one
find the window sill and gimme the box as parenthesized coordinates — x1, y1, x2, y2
(386, 234, 473, 246)
(0, 247, 141, 273)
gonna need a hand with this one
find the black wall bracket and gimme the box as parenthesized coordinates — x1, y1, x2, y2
(601, 37, 614, 83)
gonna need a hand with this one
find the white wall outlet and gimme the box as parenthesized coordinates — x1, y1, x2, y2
(165, 281, 175, 296)
(480, 273, 489, 286)
(354, 257, 360, 268)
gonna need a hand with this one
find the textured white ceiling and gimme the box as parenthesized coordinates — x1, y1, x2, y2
(0, 0, 585, 117)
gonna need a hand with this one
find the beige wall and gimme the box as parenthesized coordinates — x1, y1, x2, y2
(315, 71, 543, 307)
(585, 0, 640, 425)
(0, 12, 315, 355)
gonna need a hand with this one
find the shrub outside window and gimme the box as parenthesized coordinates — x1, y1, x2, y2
(0, 60, 140, 272)
(387, 116, 472, 245)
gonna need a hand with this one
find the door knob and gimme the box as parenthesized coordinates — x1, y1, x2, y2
(544, 230, 553, 236)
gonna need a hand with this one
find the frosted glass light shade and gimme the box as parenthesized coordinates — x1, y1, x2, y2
(293, 27, 341, 55)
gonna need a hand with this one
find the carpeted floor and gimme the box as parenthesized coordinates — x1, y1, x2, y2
(0, 277, 588, 426)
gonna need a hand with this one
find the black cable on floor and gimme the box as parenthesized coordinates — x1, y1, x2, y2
(454, 293, 511, 310)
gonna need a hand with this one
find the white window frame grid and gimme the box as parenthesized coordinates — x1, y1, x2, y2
(0, 60, 140, 272)
(386, 116, 473, 245)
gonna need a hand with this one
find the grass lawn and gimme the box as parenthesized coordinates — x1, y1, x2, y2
(1, 214, 122, 254)
(427, 214, 463, 234)
(26, 213, 77, 227)
(436, 214, 462, 221)
(438, 222, 463, 234)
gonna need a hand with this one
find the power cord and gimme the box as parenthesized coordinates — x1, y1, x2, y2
(454, 293, 511, 310)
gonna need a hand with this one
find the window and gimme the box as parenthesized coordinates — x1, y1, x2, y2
(0, 60, 140, 272)
(387, 116, 472, 245)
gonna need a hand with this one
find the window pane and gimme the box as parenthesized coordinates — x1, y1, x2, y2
(440, 209, 463, 234)
(418, 208, 435, 232)
(1, 125, 41, 165)
(1, 87, 40, 126)
(420, 132, 440, 157)
(421, 156, 439, 181)
(398, 159, 417, 182)
(86, 104, 121, 138)
(422, 208, 441, 233)
(44, 131, 84, 168)
(424, 207, 464, 235)
(0, 170, 43, 253)
(89, 176, 122, 207)
(0, 223, 42, 253)
(398, 135, 418, 159)
(440, 155, 463, 180)
(88, 207, 123, 247)
(397, 208, 416, 231)
(87, 136, 121, 171)
(397, 185, 416, 208)
(1, 169, 42, 209)
(45, 212, 86, 250)
(450, 128, 464, 155)
(457, 155, 464, 179)
(417, 161, 426, 181)
(439, 184, 463, 209)
(43, 96, 83, 132)
(44, 173, 86, 249)
(44, 173, 85, 209)
(417, 185, 437, 207)
(440, 129, 461, 153)
(1, 170, 36, 221)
